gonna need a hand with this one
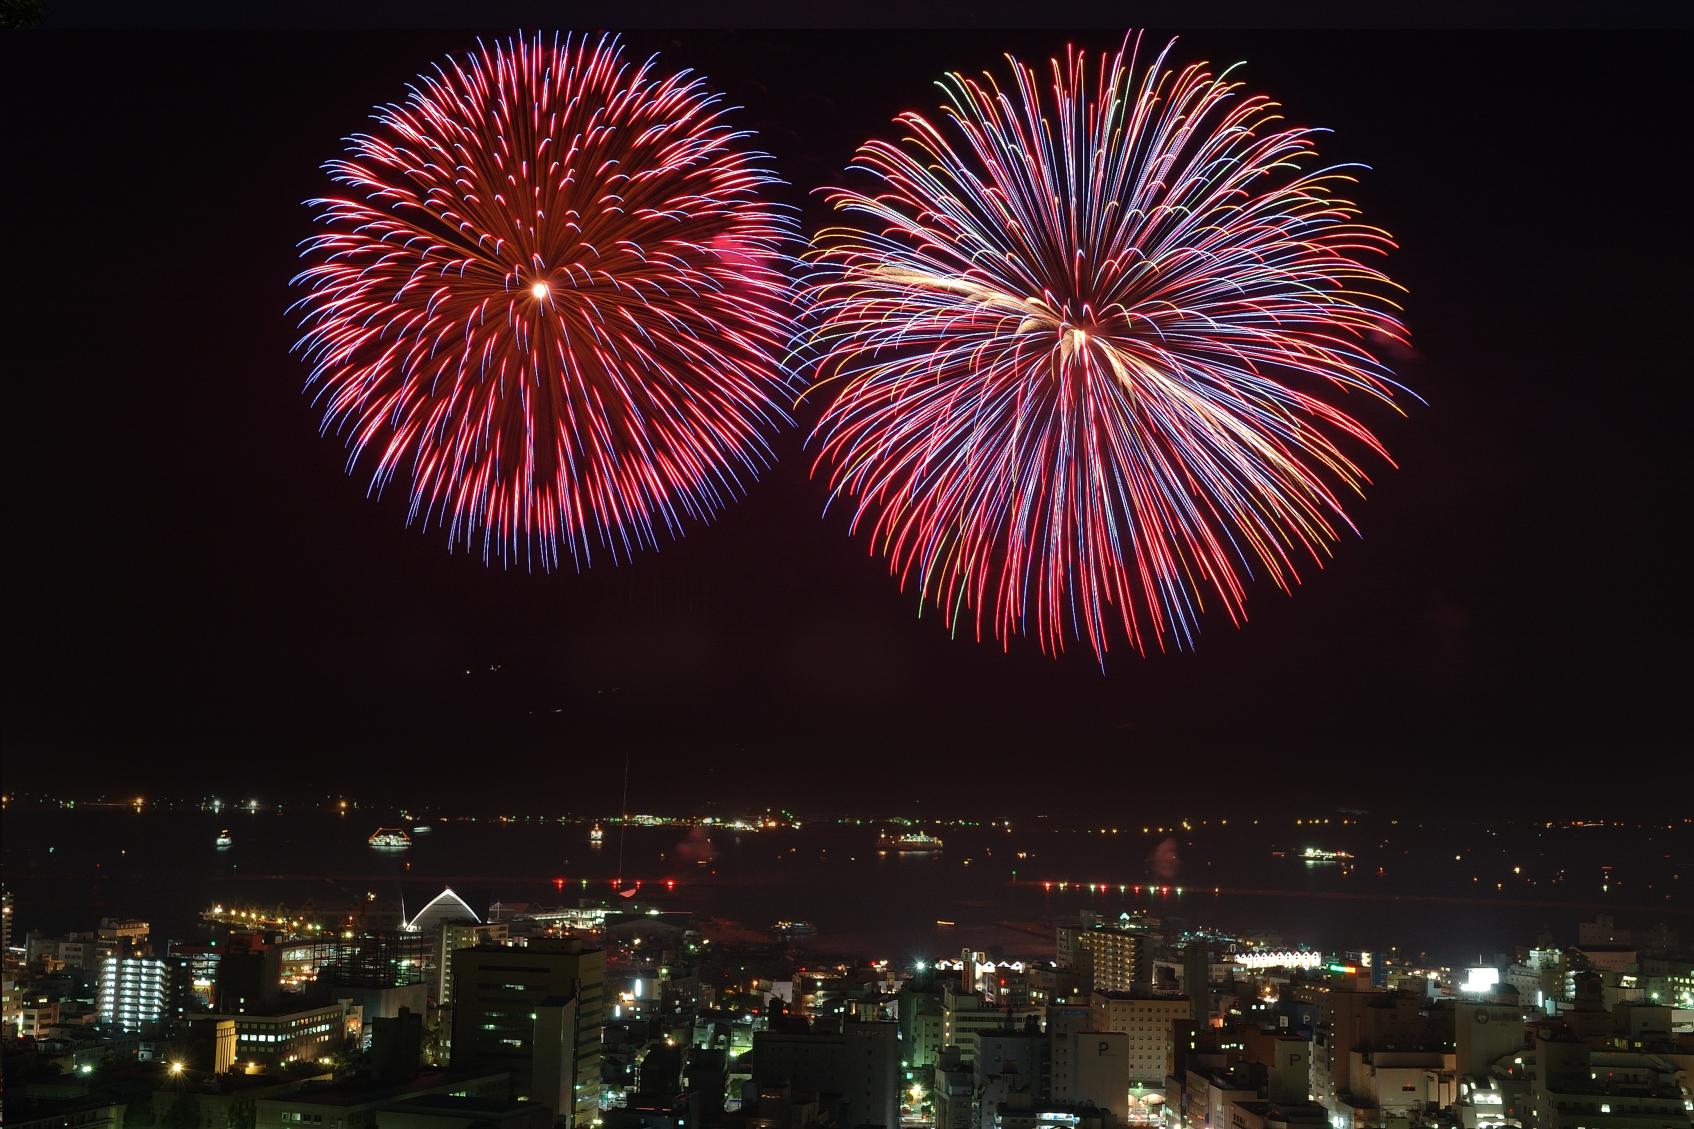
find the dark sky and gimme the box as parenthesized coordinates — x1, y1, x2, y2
(5, 6, 1690, 814)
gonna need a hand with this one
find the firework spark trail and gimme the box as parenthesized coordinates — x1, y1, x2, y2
(804, 36, 1414, 662)
(292, 32, 797, 568)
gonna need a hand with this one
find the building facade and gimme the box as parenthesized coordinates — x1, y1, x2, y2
(449, 938, 605, 1128)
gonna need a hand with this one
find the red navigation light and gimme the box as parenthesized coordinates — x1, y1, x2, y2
(553, 877, 565, 890)
(665, 879, 676, 891)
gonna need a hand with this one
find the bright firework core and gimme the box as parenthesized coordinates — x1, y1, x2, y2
(530, 281, 550, 300)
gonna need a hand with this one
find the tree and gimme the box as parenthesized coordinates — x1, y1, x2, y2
(126, 1092, 158, 1128)
(226, 1096, 257, 1129)
(162, 1090, 202, 1129)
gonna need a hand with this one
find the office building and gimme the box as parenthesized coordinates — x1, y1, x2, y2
(975, 1025, 1045, 1129)
(752, 1019, 899, 1129)
(202, 999, 354, 1067)
(1091, 989, 1189, 1087)
(934, 1047, 975, 1129)
(450, 938, 605, 1127)
(1532, 1027, 1691, 1129)
(1047, 1004, 1094, 1103)
(1183, 946, 1211, 1026)
(943, 984, 1042, 1063)
(1308, 987, 1452, 1120)
(898, 982, 946, 1069)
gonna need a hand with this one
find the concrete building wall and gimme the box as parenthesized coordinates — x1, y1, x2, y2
(1091, 992, 1189, 1086)
(1072, 1031, 1130, 1121)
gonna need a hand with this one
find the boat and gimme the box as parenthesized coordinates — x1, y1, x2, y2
(589, 822, 605, 844)
(369, 828, 412, 850)
(772, 920, 817, 938)
(1301, 847, 1355, 864)
(881, 830, 944, 853)
(215, 830, 233, 849)
(411, 825, 431, 834)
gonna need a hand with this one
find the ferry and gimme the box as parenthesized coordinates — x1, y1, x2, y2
(772, 920, 818, 938)
(369, 828, 412, 850)
(1301, 847, 1355, 864)
(882, 830, 944, 853)
(589, 822, 605, 844)
(215, 829, 233, 849)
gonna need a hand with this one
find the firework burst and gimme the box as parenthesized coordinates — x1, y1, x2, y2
(805, 36, 1414, 661)
(292, 33, 796, 568)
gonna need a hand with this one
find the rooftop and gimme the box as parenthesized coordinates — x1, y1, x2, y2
(274, 1070, 509, 1108)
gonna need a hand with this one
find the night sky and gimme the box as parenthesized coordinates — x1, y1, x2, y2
(5, 5, 1689, 814)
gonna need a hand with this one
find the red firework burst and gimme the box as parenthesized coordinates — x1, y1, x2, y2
(292, 33, 796, 568)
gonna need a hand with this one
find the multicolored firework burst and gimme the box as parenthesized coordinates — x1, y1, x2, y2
(805, 36, 1414, 662)
(292, 33, 795, 568)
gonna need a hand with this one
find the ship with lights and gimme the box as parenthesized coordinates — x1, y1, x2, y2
(881, 830, 944, 853)
(369, 828, 412, 850)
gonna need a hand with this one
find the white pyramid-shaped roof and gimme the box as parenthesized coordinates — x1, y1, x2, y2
(405, 887, 480, 933)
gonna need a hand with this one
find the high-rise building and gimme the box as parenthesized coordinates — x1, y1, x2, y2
(898, 981, 946, 1069)
(975, 1025, 1045, 1129)
(1183, 945, 1211, 1026)
(751, 1019, 899, 1129)
(1455, 998, 1525, 1083)
(1073, 929, 1144, 994)
(214, 942, 283, 1013)
(437, 920, 508, 1012)
(1046, 1004, 1094, 1103)
(1308, 986, 1452, 1121)
(450, 938, 605, 1128)
(1090, 989, 1189, 1087)
(933, 1048, 974, 1129)
(942, 983, 1042, 1063)
(97, 953, 170, 1032)
(402, 887, 497, 1013)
